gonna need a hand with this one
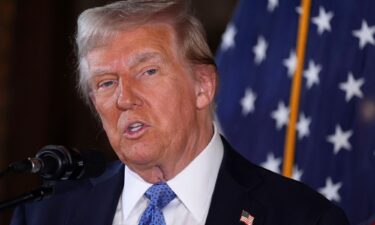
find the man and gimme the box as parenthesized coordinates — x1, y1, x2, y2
(11, 0, 350, 224)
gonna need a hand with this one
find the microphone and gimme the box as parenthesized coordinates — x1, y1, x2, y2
(9, 145, 106, 181)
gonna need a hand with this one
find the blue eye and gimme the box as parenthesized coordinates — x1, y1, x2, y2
(98, 80, 117, 89)
(145, 68, 158, 76)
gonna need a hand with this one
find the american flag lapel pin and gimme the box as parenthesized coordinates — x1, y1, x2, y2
(240, 210, 254, 225)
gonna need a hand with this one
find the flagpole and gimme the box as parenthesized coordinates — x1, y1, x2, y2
(282, 0, 312, 177)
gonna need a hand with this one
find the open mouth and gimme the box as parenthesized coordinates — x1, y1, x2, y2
(128, 122, 144, 132)
(124, 121, 148, 138)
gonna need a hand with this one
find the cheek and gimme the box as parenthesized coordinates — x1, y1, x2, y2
(94, 98, 121, 137)
(94, 95, 118, 120)
(155, 85, 196, 126)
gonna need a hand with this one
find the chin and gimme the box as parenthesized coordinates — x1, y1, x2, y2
(118, 149, 157, 166)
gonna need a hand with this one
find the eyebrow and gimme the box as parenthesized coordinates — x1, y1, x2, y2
(126, 51, 166, 68)
(90, 66, 115, 77)
(89, 51, 166, 78)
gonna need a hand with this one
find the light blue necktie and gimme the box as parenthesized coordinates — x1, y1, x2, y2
(138, 183, 176, 225)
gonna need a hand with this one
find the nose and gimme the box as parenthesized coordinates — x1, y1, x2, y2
(116, 81, 143, 110)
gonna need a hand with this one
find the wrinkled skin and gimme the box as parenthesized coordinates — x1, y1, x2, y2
(86, 23, 216, 183)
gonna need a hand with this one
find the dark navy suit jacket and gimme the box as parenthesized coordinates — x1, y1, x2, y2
(10, 139, 350, 225)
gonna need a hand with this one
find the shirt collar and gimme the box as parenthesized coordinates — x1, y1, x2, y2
(122, 123, 224, 223)
(167, 123, 223, 223)
(122, 166, 152, 221)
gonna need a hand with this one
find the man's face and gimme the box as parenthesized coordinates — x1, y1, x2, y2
(85, 23, 215, 181)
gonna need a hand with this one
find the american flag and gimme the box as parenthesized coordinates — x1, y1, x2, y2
(240, 210, 254, 225)
(215, 0, 375, 224)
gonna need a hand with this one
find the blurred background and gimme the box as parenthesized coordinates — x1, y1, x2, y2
(2, 0, 375, 225)
(0, 0, 237, 224)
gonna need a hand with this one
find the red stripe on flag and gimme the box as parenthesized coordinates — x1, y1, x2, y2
(240, 210, 254, 225)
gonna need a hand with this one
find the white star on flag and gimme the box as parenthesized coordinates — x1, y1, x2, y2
(304, 60, 321, 89)
(271, 101, 290, 130)
(339, 72, 365, 102)
(220, 23, 237, 51)
(296, 113, 311, 140)
(253, 35, 268, 65)
(318, 177, 343, 202)
(240, 88, 257, 116)
(261, 153, 282, 174)
(292, 165, 304, 181)
(326, 125, 353, 154)
(295, 6, 302, 15)
(267, 0, 278, 12)
(352, 20, 375, 49)
(214, 0, 375, 221)
(283, 50, 297, 78)
(312, 6, 334, 35)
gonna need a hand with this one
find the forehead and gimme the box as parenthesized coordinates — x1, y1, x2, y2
(86, 23, 183, 73)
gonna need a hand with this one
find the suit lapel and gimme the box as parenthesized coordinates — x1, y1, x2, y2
(64, 139, 267, 225)
(68, 161, 125, 225)
(205, 138, 266, 225)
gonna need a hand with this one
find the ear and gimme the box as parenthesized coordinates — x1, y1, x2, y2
(193, 64, 217, 110)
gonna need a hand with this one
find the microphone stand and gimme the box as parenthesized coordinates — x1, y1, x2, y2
(0, 184, 54, 212)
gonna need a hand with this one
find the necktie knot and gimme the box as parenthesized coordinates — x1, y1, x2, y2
(145, 183, 176, 209)
(138, 183, 176, 225)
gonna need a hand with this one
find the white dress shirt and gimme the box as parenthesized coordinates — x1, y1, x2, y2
(112, 125, 224, 225)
